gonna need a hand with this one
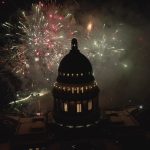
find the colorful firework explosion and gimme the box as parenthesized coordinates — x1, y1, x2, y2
(2, 2, 126, 90)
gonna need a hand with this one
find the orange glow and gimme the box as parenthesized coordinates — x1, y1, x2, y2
(87, 22, 93, 32)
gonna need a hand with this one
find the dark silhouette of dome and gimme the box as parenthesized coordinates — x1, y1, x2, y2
(58, 50, 92, 73)
(57, 38, 94, 84)
(53, 38, 100, 128)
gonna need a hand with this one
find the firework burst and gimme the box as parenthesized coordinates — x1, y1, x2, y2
(2, 2, 126, 90)
(2, 3, 77, 89)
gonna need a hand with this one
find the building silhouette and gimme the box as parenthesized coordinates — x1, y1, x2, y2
(52, 38, 100, 128)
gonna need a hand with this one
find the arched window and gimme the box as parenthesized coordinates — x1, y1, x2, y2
(67, 87, 71, 91)
(63, 87, 66, 91)
(77, 103, 82, 112)
(72, 87, 75, 94)
(88, 100, 92, 110)
(64, 103, 68, 112)
(81, 87, 84, 93)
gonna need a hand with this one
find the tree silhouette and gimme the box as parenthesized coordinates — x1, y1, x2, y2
(0, 65, 22, 109)
(0, 75, 16, 108)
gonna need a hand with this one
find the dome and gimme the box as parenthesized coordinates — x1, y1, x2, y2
(57, 38, 94, 84)
(58, 50, 92, 73)
(53, 38, 100, 128)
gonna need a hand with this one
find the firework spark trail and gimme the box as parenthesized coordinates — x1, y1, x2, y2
(81, 22, 125, 66)
(2, 3, 76, 89)
(2, 2, 126, 90)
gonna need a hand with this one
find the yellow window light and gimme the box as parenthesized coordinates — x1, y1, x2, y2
(88, 100, 92, 110)
(64, 103, 68, 112)
(77, 103, 82, 112)
(81, 87, 84, 93)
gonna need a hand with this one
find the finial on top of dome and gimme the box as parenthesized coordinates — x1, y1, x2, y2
(71, 38, 78, 51)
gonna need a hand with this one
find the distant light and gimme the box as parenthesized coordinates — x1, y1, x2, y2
(123, 63, 128, 68)
(36, 113, 41, 116)
(67, 125, 74, 128)
(45, 53, 50, 56)
(83, 47, 88, 50)
(112, 37, 116, 40)
(93, 40, 98, 47)
(75, 125, 83, 128)
(86, 124, 92, 127)
(35, 57, 39, 62)
(49, 14, 53, 18)
(139, 105, 143, 109)
(58, 53, 62, 57)
(66, 13, 72, 18)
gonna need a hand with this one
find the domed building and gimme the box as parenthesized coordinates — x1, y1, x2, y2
(52, 38, 100, 128)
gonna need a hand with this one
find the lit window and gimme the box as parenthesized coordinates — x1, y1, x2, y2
(35, 148, 40, 150)
(85, 86, 88, 90)
(63, 73, 65, 76)
(71, 73, 74, 76)
(77, 103, 82, 112)
(81, 73, 83, 76)
(67, 87, 70, 91)
(77, 87, 79, 93)
(67, 73, 69, 76)
(29, 148, 33, 150)
(76, 73, 79, 76)
(72, 87, 75, 94)
(63, 87, 66, 91)
(88, 100, 92, 110)
(64, 103, 68, 112)
(81, 87, 84, 93)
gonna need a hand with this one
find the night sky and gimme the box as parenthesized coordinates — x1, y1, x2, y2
(0, 0, 150, 108)
(1, 0, 150, 23)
